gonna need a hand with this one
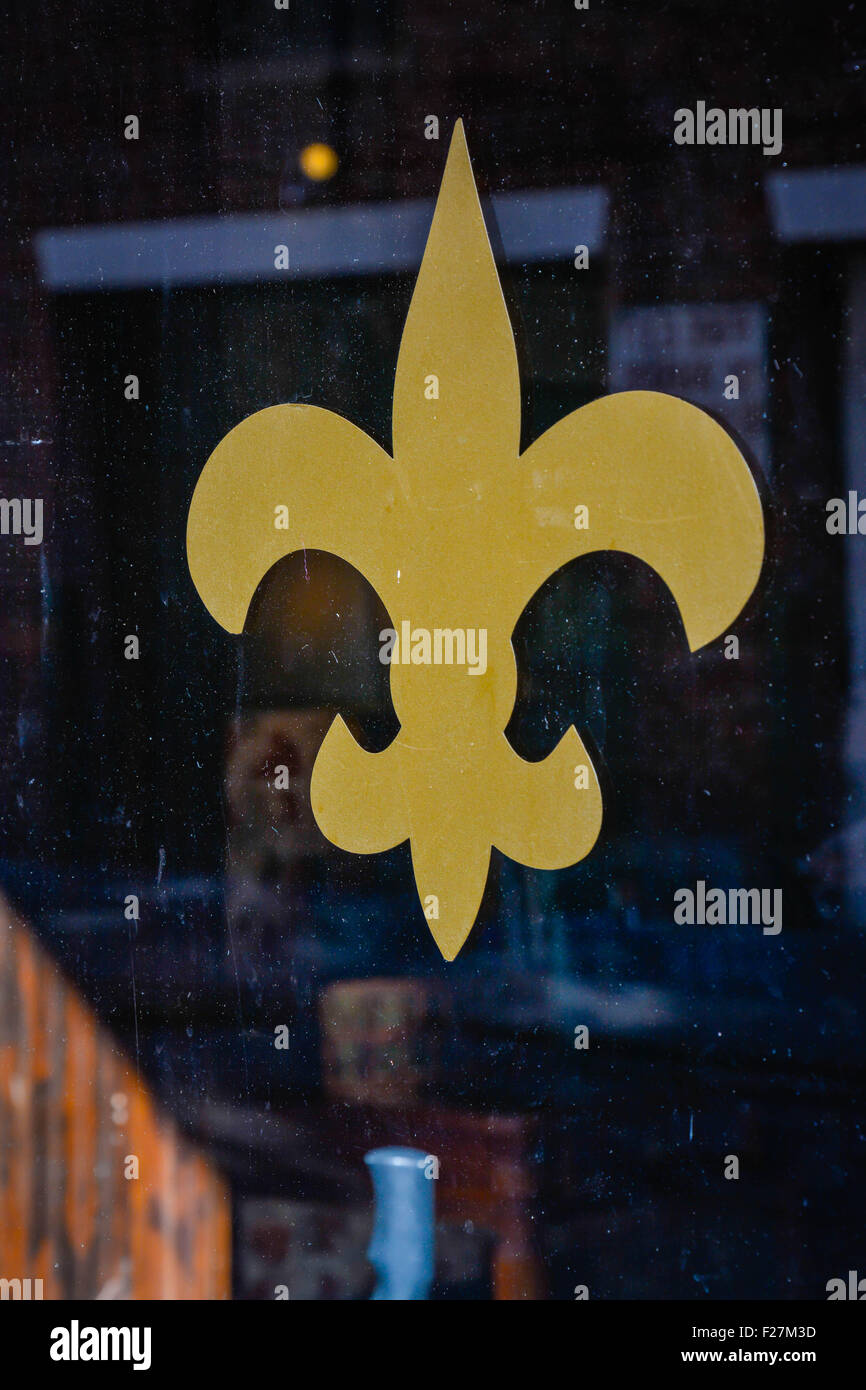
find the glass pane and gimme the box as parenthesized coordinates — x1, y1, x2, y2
(2, 0, 865, 1312)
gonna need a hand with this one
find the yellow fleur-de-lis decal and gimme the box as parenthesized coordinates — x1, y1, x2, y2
(187, 120, 764, 961)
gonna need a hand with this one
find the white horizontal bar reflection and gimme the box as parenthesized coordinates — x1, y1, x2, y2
(35, 186, 609, 292)
(766, 165, 866, 242)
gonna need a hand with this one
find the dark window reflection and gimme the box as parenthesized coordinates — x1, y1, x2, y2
(2, 0, 865, 1300)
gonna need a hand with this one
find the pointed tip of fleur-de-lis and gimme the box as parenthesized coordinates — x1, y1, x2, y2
(392, 118, 522, 477)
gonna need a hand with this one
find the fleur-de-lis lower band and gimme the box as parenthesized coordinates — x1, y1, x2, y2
(187, 120, 764, 961)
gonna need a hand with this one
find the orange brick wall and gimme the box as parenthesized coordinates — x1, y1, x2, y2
(0, 895, 231, 1299)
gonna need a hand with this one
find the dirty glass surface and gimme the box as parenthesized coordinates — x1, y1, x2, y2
(2, 0, 866, 1306)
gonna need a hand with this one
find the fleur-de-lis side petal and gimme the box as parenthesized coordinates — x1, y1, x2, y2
(187, 120, 764, 961)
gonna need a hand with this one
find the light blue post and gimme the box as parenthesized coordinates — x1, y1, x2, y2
(364, 1147, 435, 1300)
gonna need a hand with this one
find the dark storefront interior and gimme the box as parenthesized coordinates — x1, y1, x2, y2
(2, 0, 866, 1301)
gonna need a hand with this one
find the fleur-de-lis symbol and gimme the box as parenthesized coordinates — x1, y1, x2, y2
(187, 121, 763, 960)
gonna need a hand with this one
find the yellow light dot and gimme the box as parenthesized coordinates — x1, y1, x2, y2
(299, 142, 339, 182)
